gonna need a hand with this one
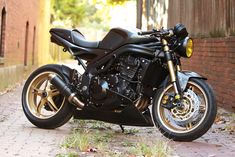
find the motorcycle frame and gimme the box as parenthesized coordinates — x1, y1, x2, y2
(50, 32, 206, 127)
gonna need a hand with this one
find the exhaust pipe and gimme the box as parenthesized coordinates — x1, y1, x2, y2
(48, 74, 84, 109)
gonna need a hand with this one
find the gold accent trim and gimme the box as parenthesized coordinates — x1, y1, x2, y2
(162, 39, 168, 45)
(164, 46, 169, 51)
(175, 94, 180, 99)
(26, 72, 65, 119)
(135, 96, 149, 111)
(176, 65, 181, 71)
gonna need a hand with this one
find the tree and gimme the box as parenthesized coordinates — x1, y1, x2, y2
(107, 0, 128, 5)
(51, 0, 129, 29)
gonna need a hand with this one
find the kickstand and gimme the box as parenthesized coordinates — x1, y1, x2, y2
(119, 125, 125, 133)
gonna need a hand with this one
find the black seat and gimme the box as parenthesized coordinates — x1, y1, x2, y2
(71, 30, 99, 48)
(50, 28, 99, 48)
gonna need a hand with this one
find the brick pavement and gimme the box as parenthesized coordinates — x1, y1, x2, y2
(0, 84, 72, 157)
(0, 84, 235, 157)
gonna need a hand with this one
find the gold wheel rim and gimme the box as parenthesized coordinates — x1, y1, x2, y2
(26, 71, 65, 119)
(157, 81, 208, 133)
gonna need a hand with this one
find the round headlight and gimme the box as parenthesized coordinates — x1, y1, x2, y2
(185, 38, 193, 58)
(177, 37, 194, 58)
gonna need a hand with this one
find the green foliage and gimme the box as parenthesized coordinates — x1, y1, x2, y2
(61, 129, 113, 156)
(56, 152, 78, 157)
(125, 128, 139, 135)
(60, 120, 174, 157)
(107, 0, 128, 5)
(121, 141, 135, 147)
(129, 141, 173, 157)
(52, 0, 100, 27)
(62, 130, 90, 151)
(51, 0, 123, 30)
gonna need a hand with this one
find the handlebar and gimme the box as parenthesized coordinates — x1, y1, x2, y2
(138, 29, 157, 35)
(138, 28, 174, 37)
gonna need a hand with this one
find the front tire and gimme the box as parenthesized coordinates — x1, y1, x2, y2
(22, 64, 75, 129)
(152, 78, 217, 141)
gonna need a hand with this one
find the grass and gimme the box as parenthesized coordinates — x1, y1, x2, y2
(59, 120, 174, 157)
(121, 141, 135, 147)
(73, 119, 112, 130)
(61, 130, 90, 152)
(230, 113, 235, 122)
(129, 140, 173, 157)
(56, 152, 77, 157)
(125, 128, 139, 135)
(60, 127, 114, 156)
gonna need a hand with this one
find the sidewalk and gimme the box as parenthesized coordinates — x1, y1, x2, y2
(0, 84, 234, 157)
(0, 84, 73, 157)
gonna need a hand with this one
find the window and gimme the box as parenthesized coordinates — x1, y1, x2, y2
(0, 7, 6, 58)
(24, 21, 29, 66)
(32, 26, 36, 65)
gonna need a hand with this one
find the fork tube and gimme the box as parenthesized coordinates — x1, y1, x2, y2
(168, 60, 180, 97)
(162, 39, 180, 98)
(167, 60, 176, 82)
(176, 57, 182, 71)
(176, 65, 182, 71)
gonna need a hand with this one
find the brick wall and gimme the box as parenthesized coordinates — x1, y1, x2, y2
(0, 0, 40, 91)
(182, 37, 235, 111)
(0, 0, 39, 66)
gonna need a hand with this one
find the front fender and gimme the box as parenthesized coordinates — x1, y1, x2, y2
(178, 71, 207, 91)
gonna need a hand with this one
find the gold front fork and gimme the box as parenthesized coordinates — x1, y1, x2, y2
(162, 39, 180, 99)
(176, 65, 182, 71)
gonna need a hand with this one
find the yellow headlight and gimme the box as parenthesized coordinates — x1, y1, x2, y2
(186, 38, 193, 58)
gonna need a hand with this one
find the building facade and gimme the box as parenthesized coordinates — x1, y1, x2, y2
(0, 0, 50, 91)
(137, 0, 235, 36)
(137, 0, 235, 111)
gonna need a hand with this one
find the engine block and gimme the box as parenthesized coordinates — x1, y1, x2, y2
(117, 55, 140, 79)
(89, 55, 150, 104)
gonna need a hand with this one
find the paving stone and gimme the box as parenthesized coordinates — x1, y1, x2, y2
(0, 85, 73, 157)
(0, 84, 235, 157)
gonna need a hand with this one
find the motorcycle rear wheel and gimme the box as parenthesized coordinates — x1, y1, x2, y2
(22, 64, 74, 129)
(152, 78, 217, 141)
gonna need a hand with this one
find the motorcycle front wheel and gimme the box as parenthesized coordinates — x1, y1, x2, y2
(152, 78, 217, 141)
(22, 64, 75, 129)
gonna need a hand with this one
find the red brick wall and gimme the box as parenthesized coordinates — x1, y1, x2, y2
(182, 37, 235, 111)
(0, 0, 39, 66)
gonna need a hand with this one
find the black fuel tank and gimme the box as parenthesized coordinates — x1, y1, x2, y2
(99, 28, 157, 50)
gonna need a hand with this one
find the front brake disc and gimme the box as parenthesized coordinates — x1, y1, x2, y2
(166, 89, 200, 126)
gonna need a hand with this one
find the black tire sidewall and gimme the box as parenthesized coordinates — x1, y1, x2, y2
(152, 78, 217, 141)
(22, 64, 75, 129)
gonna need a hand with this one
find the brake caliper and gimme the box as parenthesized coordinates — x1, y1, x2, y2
(161, 94, 178, 110)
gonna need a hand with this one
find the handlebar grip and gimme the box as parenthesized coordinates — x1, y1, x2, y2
(138, 30, 155, 35)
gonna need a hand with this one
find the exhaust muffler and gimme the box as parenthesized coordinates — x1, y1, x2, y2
(48, 74, 84, 109)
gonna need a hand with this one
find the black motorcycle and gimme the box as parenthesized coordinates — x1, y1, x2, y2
(22, 23, 217, 141)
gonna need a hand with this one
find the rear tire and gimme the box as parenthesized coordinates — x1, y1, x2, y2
(152, 78, 217, 141)
(22, 64, 75, 129)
